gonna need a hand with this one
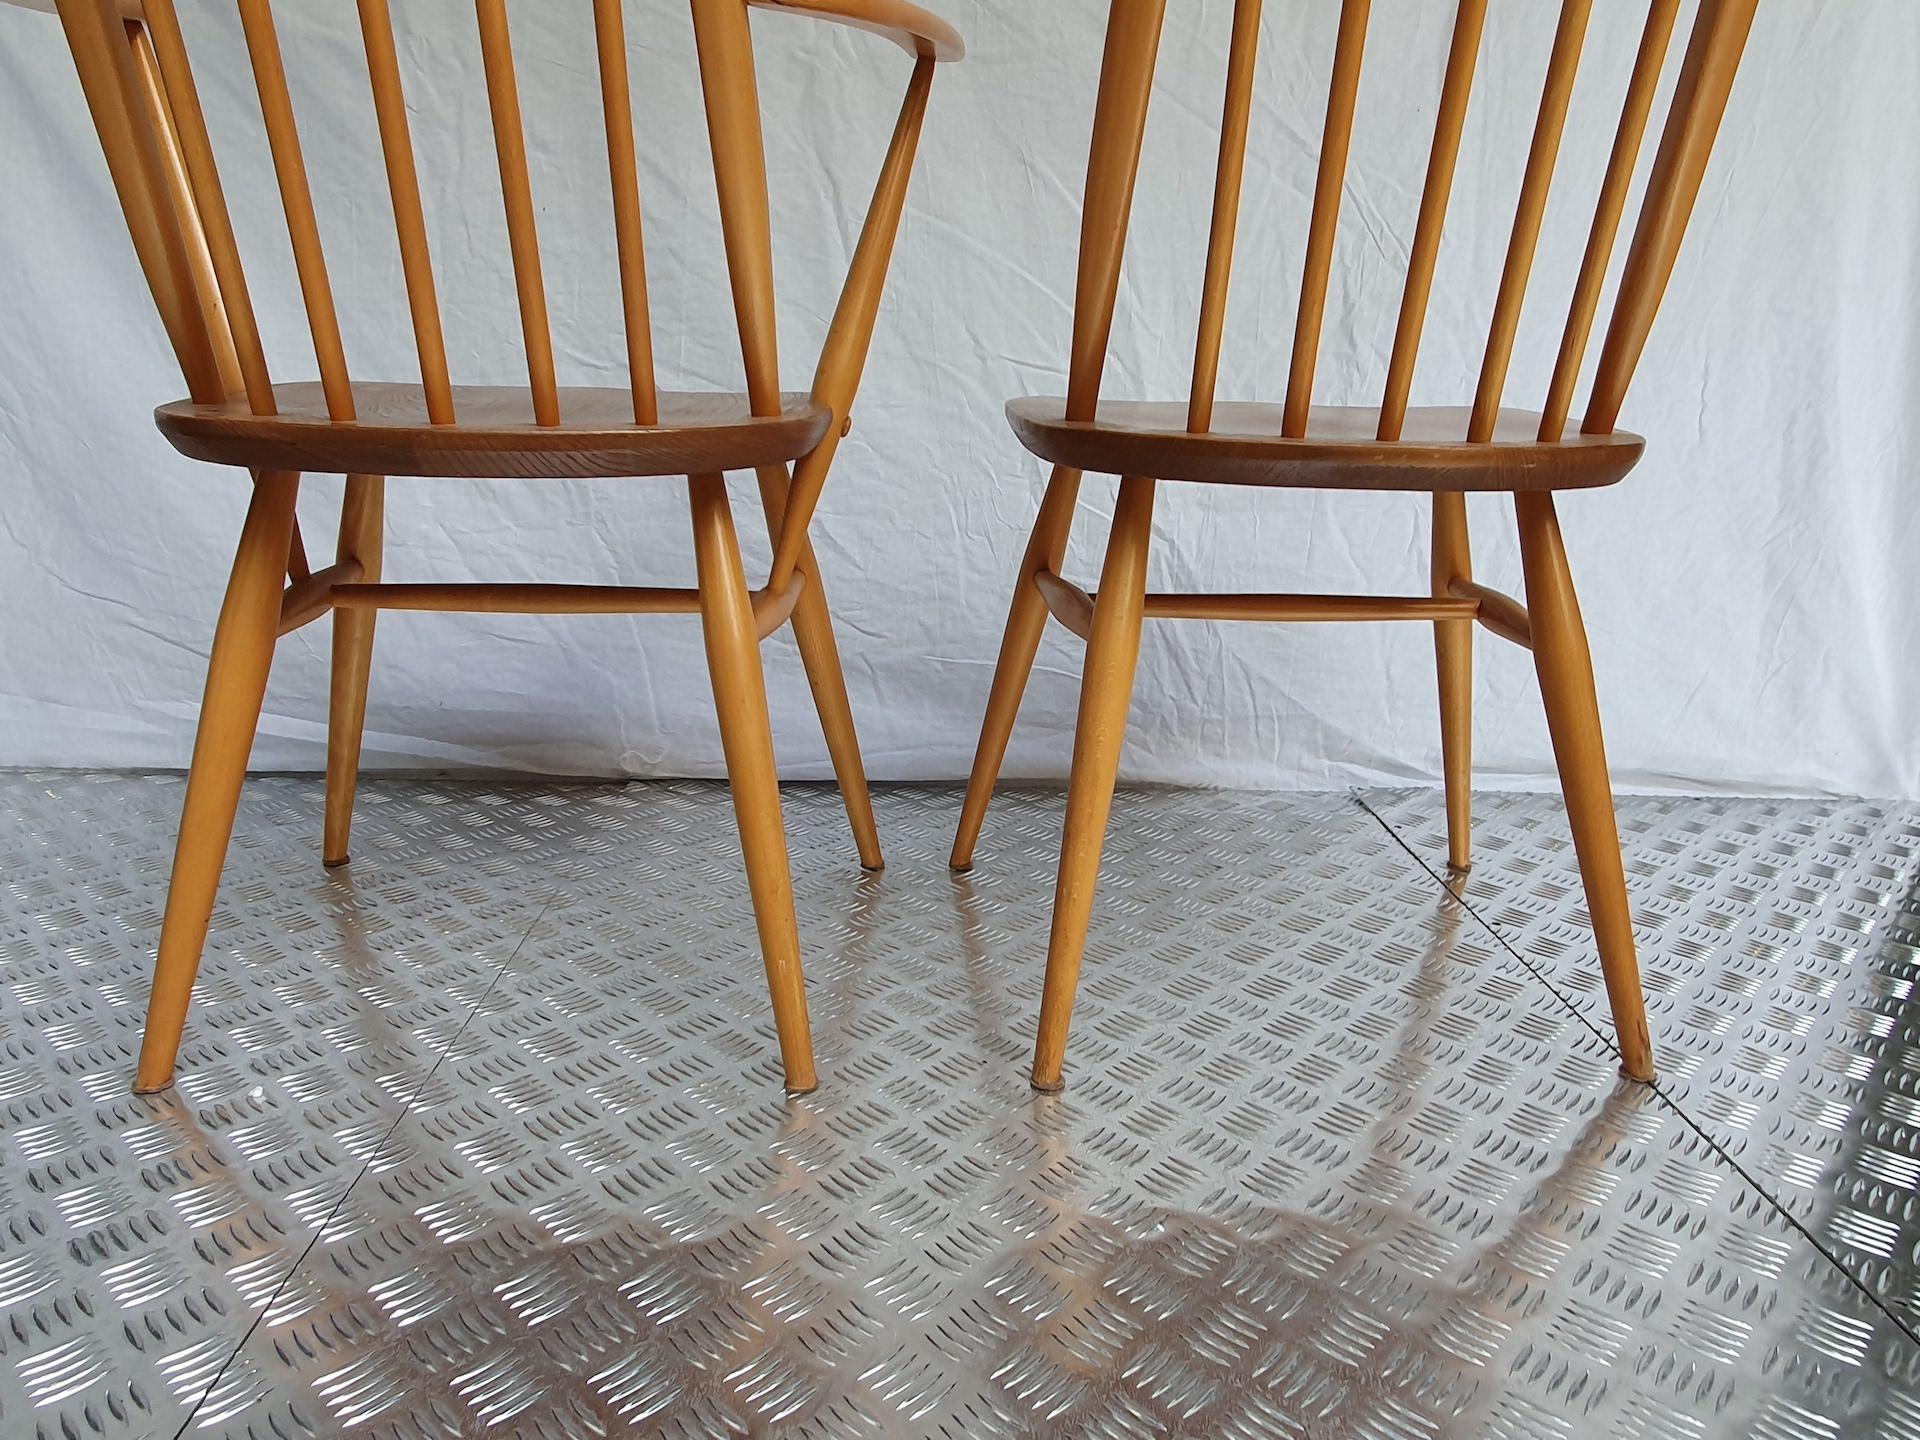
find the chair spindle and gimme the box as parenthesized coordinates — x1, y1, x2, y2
(236, 0, 354, 421)
(476, 0, 561, 427)
(1067, 0, 1168, 424)
(1378, 0, 1488, 442)
(358, 0, 455, 426)
(692, 0, 784, 418)
(1187, 0, 1263, 435)
(125, 21, 243, 401)
(1584, 0, 1761, 435)
(1537, 0, 1681, 443)
(1467, 0, 1593, 445)
(1282, 0, 1370, 439)
(593, 0, 660, 427)
(140, 0, 276, 415)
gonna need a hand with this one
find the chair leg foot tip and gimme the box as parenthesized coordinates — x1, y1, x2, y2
(949, 860, 974, 875)
(324, 855, 350, 870)
(1030, 1075, 1064, 1095)
(785, 1080, 820, 1097)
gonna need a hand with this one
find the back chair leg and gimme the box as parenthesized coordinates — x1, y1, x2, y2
(324, 474, 385, 868)
(952, 465, 1084, 871)
(788, 547, 885, 871)
(1515, 491, 1655, 1082)
(690, 473, 817, 1094)
(1432, 491, 1474, 872)
(1031, 476, 1156, 1093)
(137, 471, 301, 1094)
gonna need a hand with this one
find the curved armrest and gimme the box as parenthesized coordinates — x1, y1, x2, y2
(1, 1, 964, 61)
(0, 0, 147, 17)
(749, 0, 963, 63)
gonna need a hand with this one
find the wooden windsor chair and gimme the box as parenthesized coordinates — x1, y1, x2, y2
(951, 0, 1761, 1093)
(7, 0, 962, 1096)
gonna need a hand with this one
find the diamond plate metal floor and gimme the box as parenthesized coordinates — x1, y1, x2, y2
(3, 774, 1918, 1438)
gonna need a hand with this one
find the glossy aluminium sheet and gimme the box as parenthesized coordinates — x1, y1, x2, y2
(2, 774, 1917, 1437)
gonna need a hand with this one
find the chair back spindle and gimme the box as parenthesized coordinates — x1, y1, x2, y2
(1378, 0, 1488, 443)
(476, 0, 561, 426)
(1281, 0, 1369, 439)
(357, 0, 455, 426)
(1584, 0, 1759, 434)
(124, 18, 243, 400)
(693, 0, 784, 419)
(235, 0, 354, 421)
(1077, 0, 1762, 445)
(141, 0, 274, 413)
(594, 0, 660, 426)
(1187, 0, 1263, 435)
(1466, 0, 1591, 445)
(1066, 0, 1167, 425)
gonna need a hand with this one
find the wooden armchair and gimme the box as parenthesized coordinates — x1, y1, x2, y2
(6, 0, 960, 1094)
(952, 0, 1759, 1092)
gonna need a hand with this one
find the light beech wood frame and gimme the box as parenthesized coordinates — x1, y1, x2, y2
(12, 0, 960, 1095)
(953, 0, 1760, 1092)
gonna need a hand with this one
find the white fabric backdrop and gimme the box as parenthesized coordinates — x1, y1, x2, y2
(1, 1, 1914, 797)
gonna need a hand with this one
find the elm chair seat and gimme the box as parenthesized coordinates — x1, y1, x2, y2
(157, 383, 834, 479)
(1006, 398, 1646, 493)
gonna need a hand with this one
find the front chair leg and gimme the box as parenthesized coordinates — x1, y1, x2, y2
(1515, 491, 1654, 1082)
(324, 474, 385, 867)
(1031, 476, 1156, 1092)
(690, 473, 817, 1094)
(137, 471, 301, 1094)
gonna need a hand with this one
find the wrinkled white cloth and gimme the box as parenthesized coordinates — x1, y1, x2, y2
(1, 1, 1912, 798)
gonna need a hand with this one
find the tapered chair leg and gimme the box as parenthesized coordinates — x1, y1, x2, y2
(1432, 491, 1473, 873)
(1031, 476, 1155, 1093)
(1515, 491, 1654, 1082)
(952, 465, 1085, 871)
(788, 548, 884, 871)
(690, 473, 817, 1094)
(136, 471, 301, 1094)
(324, 474, 385, 868)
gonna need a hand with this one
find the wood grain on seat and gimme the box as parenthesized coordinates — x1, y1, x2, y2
(1006, 398, 1644, 493)
(156, 382, 833, 479)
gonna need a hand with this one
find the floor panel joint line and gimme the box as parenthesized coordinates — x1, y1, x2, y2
(171, 892, 558, 1436)
(1348, 786, 1920, 1352)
